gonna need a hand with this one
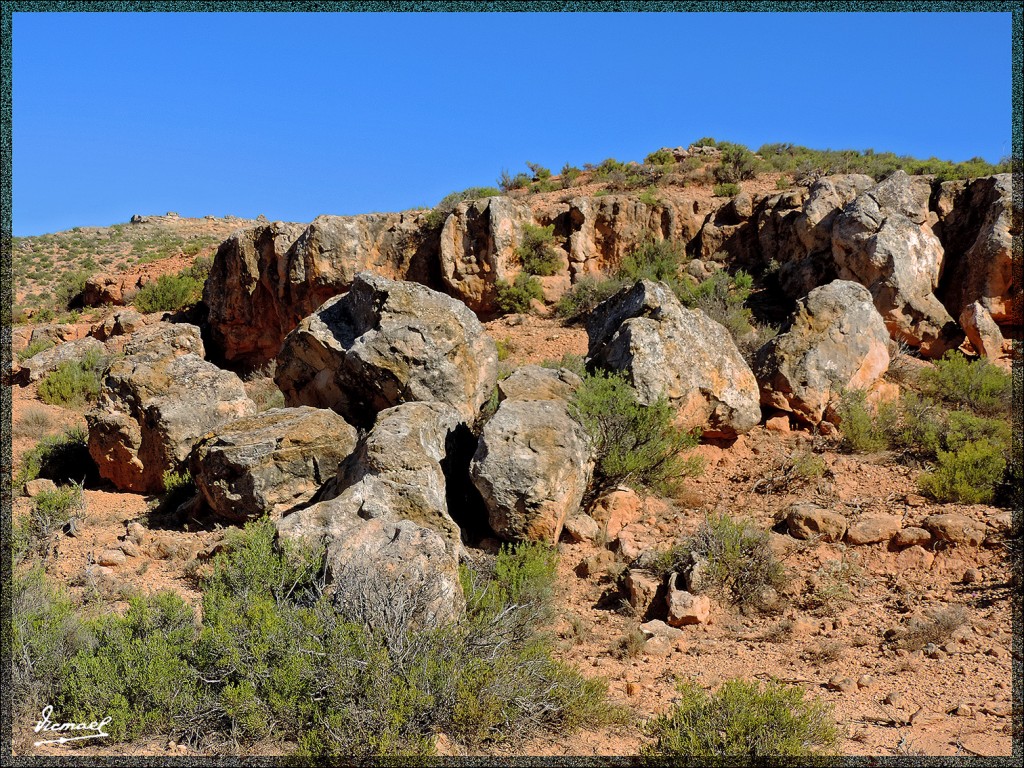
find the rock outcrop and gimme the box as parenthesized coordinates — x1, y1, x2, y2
(86, 324, 255, 492)
(16, 337, 108, 384)
(831, 171, 962, 356)
(471, 397, 593, 544)
(586, 280, 761, 438)
(497, 365, 582, 402)
(204, 214, 436, 369)
(189, 406, 359, 521)
(755, 280, 890, 425)
(274, 273, 498, 427)
(276, 402, 469, 626)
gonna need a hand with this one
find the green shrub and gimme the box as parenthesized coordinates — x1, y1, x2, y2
(54, 268, 92, 309)
(569, 370, 701, 497)
(539, 352, 587, 377)
(836, 389, 890, 453)
(133, 270, 204, 313)
(693, 137, 717, 147)
(498, 169, 532, 191)
(495, 273, 544, 314)
(918, 440, 1007, 504)
(644, 678, 838, 758)
(638, 187, 662, 207)
(657, 514, 786, 609)
(495, 338, 512, 361)
(918, 352, 1011, 416)
(677, 268, 755, 342)
(618, 238, 685, 286)
(560, 163, 582, 187)
(804, 555, 862, 617)
(517, 223, 562, 276)
(18, 338, 55, 361)
(592, 158, 627, 180)
(714, 142, 761, 183)
(555, 276, 623, 320)
(644, 148, 675, 166)
(713, 182, 741, 197)
(38, 349, 105, 407)
(526, 161, 551, 180)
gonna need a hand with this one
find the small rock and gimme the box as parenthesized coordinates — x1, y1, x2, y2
(883, 692, 903, 707)
(845, 515, 902, 545)
(985, 646, 1007, 659)
(643, 635, 673, 656)
(953, 703, 974, 717)
(665, 574, 712, 626)
(626, 681, 639, 697)
(639, 620, 683, 641)
(856, 674, 873, 689)
(982, 701, 1012, 717)
(625, 569, 662, 612)
(575, 550, 615, 578)
(904, 493, 928, 507)
(827, 676, 857, 693)
(97, 549, 126, 566)
(615, 526, 643, 561)
(962, 568, 981, 585)
(127, 522, 147, 545)
(765, 414, 791, 433)
(563, 514, 601, 544)
(23, 478, 57, 497)
(891, 527, 932, 548)
(923, 643, 946, 660)
(923, 513, 986, 547)
(589, 487, 642, 540)
(786, 503, 847, 542)
(119, 540, 140, 558)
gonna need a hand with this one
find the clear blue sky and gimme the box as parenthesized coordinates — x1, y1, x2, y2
(12, 11, 1013, 236)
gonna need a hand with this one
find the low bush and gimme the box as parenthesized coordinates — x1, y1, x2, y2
(918, 439, 1006, 504)
(714, 142, 761, 183)
(554, 276, 622, 320)
(569, 370, 701, 498)
(917, 351, 1011, 416)
(133, 270, 203, 313)
(498, 169, 532, 192)
(15, 519, 621, 755)
(495, 273, 544, 314)
(38, 350, 106, 407)
(424, 186, 502, 229)
(804, 555, 862, 617)
(539, 352, 587, 378)
(54, 268, 92, 309)
(17, 338, 55, 361)
(655, 514, 785, 609)
(644, 148, 675, 166)
(638, 187, 661, 207)
(896, 606, 968, 652)
(836, 389, 890, 453)
(644, 678, 838, 758)
(677, 268, 755, 342)
(526, 161, 551, 180)
(516, 223, 562, 276)
(713, 182, 741, 197)
(12, 406, 57, 440)
(560, 163, 582, 187)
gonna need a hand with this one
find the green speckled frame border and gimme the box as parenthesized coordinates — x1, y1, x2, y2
(0, 3, 1020, 766)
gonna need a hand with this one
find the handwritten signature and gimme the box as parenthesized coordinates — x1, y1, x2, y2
(33, 705, 112, 747)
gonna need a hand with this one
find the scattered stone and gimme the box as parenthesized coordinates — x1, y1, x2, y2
(576, 550, 616, 579)
(626, 682, 639, 697)
(643, 635, 674, 657)
(895, 545, 934, 571)
(827, 676, 856, 693)
(625, 569, 661, 612)
(23, 478, 57, 497)
(845, 515, 902, 546)
(497, 365, 581, 403)
(665, 573, 711, 626)
(981, 701, 1012, 717)
(615, 526, 643, 561)
(97, 549, 126, 566)
(953, 703, 974, 718)
(589, 487, 642, 540)
(891, 527, 932, 548)
(563, 514, 601, 544)
(923, 513, 986, 547)
(882, 692, 903, 707)
(639, 620, 683, 641)
(765, 414, 791, 432)
(962, 568, 981, 585)
(909, 707, 945, 726)
(127, 522, 147, 545)
(856, 674, 873, 689)
(786, 503, 847, 542)
(119, 540, 140, 558)
(904, 493, 928, 507)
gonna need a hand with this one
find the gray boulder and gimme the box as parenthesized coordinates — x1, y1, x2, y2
(471, 398, 593, 543)
(275, 273, 498, 427)
(497, 365, 582, 402)
(17, 337, 108, 384)
(189, 406, 359, 521)
(586, 280, 761, 438)
(755, 280, 890, 425)
(831, 171, 962, 356)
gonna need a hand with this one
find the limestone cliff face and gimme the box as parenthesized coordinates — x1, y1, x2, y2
(202, 173, 1016, 368)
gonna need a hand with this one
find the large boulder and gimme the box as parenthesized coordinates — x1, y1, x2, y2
(586, 280, 761, 438)
(934, 174, 1017, 328)
(470, 397, 593, 543)
(276, 402, 470, 626)
(188, 406, 359, 521)
(87, 327, 255, 492)
(204, 214, 436, 369)
(497, 365, 582, 402)
(831, 171, 963, 356)
(754, 280, 890, 425)
(275, 273, 498, 427)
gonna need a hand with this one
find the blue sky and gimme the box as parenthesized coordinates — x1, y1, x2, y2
(12, 11, 1014, 236)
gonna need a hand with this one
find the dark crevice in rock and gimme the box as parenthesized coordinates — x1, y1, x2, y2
(442, 423, 494, 547)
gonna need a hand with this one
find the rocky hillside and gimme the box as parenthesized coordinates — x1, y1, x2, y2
(8, 142, 1018, 759)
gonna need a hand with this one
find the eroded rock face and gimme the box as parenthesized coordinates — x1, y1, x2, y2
(276, 402, 469, 626)
(16, 337, 108, 384)
(87, 351, 256, 493)
(439, 196, 534, 313)
(960, 301, 1007, 362)
(935, 174, 1017, 327)
(831, 171, 962, 356)
(189, 406, 359, 521)
(274, 273, 498, 427)
(586, 280, 761, 438)
(497, 365, 582, 402)
(471, 398, 593, 544)
(204, 214, 436, 369)
(755, 280, 890, 425)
